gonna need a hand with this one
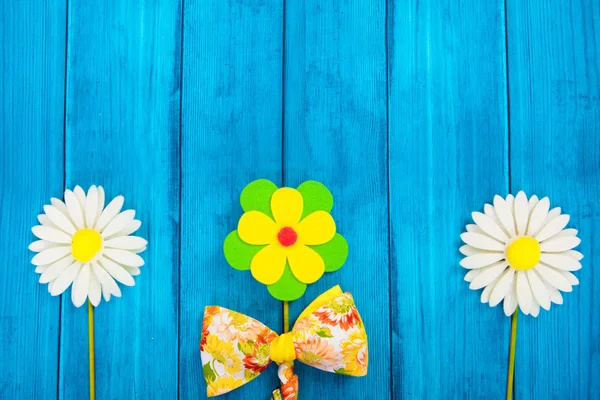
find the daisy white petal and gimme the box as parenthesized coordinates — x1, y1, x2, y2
(489, 269, 516, 306)
(32, 246, 71, 266)
(73, 186, 87, 207)
(124, 266, 141, 276)
(120, 219, 142, 237)
(98, 258, 135, 286)
(460, 232, 504, 251)
(483, 204, 501, 223)
(481, 270, 507, 304)
(96, 186, 105, 223)
(88, 272, 102, 307)
(472, 212, 509, 243)
(72, 263, 91, 307)
(92, 263, 122, 300)
(545, 283, 563, 305)
(560, 271, 579, 286)
(529, 297, 540, 317)
(550, 228, 578, 238)
(64, 189, 85, 229)
(543, 207, 562, 225)
(104, 249, 144, 267)
(43, 205, 77, 235)
(535, 264, 572, 292)
(527, 269, 550, 310)
(104, 236, 148, 251)
(540, 253, 581, 271)
(85, 186, 99, 228)
(39, 256, 75, 284)
(493, 195, 516, 236)
(48, 280, 57, 295)
(134, 246, 147, 254)
(94, 195, 124, 231)
(101, 210, 135, 238)
(515, 271, 533, 314)
(460, 253, 505, 269)
(536, 214, 570, 242)
(528, 195, 539, 210)
(38, 214, 56, 228)
(503, 291, 518, 316)
(526, 197, 550, 236)
(466, 224, 486, 235)
(565, 250, 583, 261)
(505, 194, 514, 209)
(32, 225, 72, 244)
(459, 245, 478, 257)
(540, 236, 581, 252)
(29, 240, 54, 252)
(35, 265, 49, 273)
(469, 261, 508, 290)
(50, 198, 70, 216)
(514, 191, 530, 235)
(50, 262, 82, 296)
(464, 269, 481, 283)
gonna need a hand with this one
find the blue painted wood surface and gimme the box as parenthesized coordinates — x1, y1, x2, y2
(1, 0, 599, 398)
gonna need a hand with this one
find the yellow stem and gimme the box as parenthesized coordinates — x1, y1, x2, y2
(88, 301, 96, 400)
(506, 308, 518, 400)
(283, 301, 290, 333)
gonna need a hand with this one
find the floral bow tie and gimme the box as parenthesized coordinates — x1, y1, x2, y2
(200, 286, 368, 398)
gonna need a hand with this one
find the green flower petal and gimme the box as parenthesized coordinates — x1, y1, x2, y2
(223, 230, 265, 270)
(310, 233, 348, 272)
(297, 180, 333, 219)
(267, 263, 307, 301)
(240, 179, 278, 218)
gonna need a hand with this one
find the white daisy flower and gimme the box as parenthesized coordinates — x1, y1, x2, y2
(460, 191, 582, 317)
(29, 185, 147, 307)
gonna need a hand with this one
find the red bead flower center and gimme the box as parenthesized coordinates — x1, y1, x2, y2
(277, 226, 298, 247)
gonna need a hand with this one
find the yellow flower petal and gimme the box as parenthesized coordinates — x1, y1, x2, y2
(296, 211, 336, 245)
(271, 188, 303, 227)
(287, 245, 325, 284)
(238, 211, 277, 245)
(251, 244, 286, 284)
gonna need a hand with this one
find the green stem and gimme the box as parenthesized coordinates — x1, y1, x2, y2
(506, 308, 518, 400)
(283, 301, 290, 333)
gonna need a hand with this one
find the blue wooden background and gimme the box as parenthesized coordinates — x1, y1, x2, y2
(1, 1, 598, 399)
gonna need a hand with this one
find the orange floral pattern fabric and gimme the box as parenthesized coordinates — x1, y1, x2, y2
(200, 291, 368, 397)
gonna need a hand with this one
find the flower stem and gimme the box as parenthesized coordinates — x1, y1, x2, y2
(283, 301, 290, 333)
(88, 301, 96, 400)
(506, 308, 518, 400)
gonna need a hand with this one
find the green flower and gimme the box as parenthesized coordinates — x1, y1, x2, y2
(223, 179, 349, 301)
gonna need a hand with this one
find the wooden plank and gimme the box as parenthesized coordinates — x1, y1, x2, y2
(0, 1, 66, 398)
(59, 1, 181, 398)
(388, 0, 510, 397)
(507, 1, 600, 398)
(283, 1, 389, 398)
(179, 0, 283, 398)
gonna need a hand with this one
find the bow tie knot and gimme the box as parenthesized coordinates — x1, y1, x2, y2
(270, 332, 296, 364)
(201, 286, 368, 397)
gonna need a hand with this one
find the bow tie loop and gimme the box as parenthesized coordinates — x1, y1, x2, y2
(201, 286, 368, 397)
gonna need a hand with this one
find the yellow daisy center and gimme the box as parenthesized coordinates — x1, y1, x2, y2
(505, 237, 541, 271)
(71, 229, 102, 262)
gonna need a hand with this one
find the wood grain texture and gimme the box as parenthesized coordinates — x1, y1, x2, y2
(0, 1, 66, 397)
(60, 1, 181, 398)
(284, 1, 390, 398)
(2, 1, 600, 398)
(388, 0, 511, 397)
(507, 1, 600, 398)
(179, 0, 283, 398)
